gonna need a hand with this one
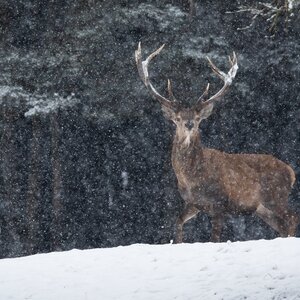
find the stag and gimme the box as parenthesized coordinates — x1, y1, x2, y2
(135, 42, 298, 243)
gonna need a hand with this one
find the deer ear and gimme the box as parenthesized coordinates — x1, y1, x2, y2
(199, 103, 214, 120)
(161, 105, 176, 120)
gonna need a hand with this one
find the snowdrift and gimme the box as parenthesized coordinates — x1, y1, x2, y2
(0, 238, 299, 300)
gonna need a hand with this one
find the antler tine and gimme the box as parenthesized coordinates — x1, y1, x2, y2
(135, 42, 176, 109)
(228, 51, 236, 66)
(167, 79, 176, 101)
(202, 52, 238, 106)
(196, 83, 210, 103)
(206, 56, 227, 80)
(231, 51, 237, 65)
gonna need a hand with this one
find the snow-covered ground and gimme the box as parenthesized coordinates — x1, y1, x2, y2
(0, 238, 300, 300)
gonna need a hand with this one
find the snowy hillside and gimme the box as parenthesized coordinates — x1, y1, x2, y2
(0, 238, 299, 300)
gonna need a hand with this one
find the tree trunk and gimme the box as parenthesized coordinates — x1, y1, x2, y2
(50, 111, 64, 250)
(0, 107, 24, 257)
(26, 116, 43, 254)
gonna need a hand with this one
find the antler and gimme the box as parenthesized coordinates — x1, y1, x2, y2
(135, 42, 177, 109)
(197, 52, 238, 106)
(167, 79, 177, 101)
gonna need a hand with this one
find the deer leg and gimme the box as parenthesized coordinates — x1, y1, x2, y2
(210, 214, 224, 242)
(175, 204, 199, 243)
(283, 210, 299, 237)
(255, 204, 288, 237)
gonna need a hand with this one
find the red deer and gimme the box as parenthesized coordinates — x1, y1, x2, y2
(135, 42, 299, 243)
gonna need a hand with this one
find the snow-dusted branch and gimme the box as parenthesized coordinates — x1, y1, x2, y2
(227, 0, 299, 34)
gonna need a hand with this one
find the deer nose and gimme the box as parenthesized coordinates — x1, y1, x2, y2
(185, 120, 194, 130)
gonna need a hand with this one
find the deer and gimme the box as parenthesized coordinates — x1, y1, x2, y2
(135, 42, 299, 243)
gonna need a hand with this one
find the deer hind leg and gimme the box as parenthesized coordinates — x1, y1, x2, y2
(282, 209, 299, 237)
(210, 214, 224, 242)
(175, 204, 199, 243)
(255, 204, 288, 237)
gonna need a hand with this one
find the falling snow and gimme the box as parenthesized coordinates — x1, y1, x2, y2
(0, 1, 299, 298)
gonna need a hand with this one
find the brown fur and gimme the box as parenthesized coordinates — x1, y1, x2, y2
(135, 43, 298, 243)
(172, 116, 298, 243)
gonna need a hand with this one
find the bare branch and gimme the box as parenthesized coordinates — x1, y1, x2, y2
(226, 1, 297, 34)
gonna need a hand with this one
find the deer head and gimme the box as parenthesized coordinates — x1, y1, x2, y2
(135, 42, 238, 146)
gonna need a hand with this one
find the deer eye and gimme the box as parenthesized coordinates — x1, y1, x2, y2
(195, 116, 201, 122)
(175, 117, 181, 122)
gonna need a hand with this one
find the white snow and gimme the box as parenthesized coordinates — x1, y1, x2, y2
(0, 238, 300, 300)
(287, 0, 300, 10)
(25, 93, 78, 117)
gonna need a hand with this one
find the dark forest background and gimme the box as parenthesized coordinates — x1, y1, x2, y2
(0, 0, 299, 258)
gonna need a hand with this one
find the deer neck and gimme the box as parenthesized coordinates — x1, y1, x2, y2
(171, 129, 204, 173)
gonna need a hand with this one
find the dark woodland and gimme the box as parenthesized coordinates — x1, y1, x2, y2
(0, 0, 299, 258)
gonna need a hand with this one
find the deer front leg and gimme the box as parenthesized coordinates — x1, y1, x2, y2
(210, 213, 224, 242)
(175, 204, 199, 243)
